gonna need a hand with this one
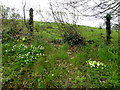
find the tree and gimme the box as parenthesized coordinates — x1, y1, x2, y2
(112, 24, 119, 30)
(29, 8, 34, 33)
(1, 5, 23, 43)
(85, 0, 120, 44)
(48, 0, 85, 46)
(1, 5, 21, 27)
(21, 0, 28, 28)
(69, 0, 120, 44)
(73, 0, 120, 17)
(105, 13, 112, 44)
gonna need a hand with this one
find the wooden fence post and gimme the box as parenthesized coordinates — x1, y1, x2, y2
(105, 13, 112, 44)
(29, 8, 33, 33)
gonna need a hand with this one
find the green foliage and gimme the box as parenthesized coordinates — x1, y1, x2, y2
(86, 60, 106, 69)
(61, 25, 86, 46)
(3, 43, 45, 66)
(2, 28, 18, 43)
(86, 61, 119, 88)
(63, 33, 85, 46)
(2, 20, 119, 88)
(97, 45, 118, 62)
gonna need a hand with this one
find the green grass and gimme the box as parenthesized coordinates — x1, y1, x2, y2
(2, 21, 119, 88)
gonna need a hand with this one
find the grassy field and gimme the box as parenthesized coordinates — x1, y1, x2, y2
(2, 21, 119, 88)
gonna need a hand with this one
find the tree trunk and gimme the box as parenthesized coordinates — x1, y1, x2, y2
(105, 14, 111, 44)
(29, 8, 33, 33)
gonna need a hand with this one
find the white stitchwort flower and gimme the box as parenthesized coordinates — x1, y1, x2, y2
(86, 60, 106, 69)
(52, 74, 54, 76)
(5, 50, 8, 52)
(40, 46, 44, 50)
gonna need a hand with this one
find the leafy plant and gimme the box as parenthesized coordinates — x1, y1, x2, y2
(98, 45, 118, 62)
(3, 43, 45, 66)
(86, 60, 106, 69)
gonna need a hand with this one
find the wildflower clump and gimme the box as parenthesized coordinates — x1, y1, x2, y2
(86, 60, 106, 69)
(3, 43, 45, 66)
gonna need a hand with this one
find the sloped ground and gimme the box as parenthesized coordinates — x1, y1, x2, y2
(2, 22, 119, 88)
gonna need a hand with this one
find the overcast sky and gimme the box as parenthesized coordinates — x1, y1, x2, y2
(0, 0, 106, 27)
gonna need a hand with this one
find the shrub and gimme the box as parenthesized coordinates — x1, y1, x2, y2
(63, 33, 85, 46)
(2, 28, 18, 43)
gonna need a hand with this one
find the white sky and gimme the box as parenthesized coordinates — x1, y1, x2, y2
(0, 0, 106, 27)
